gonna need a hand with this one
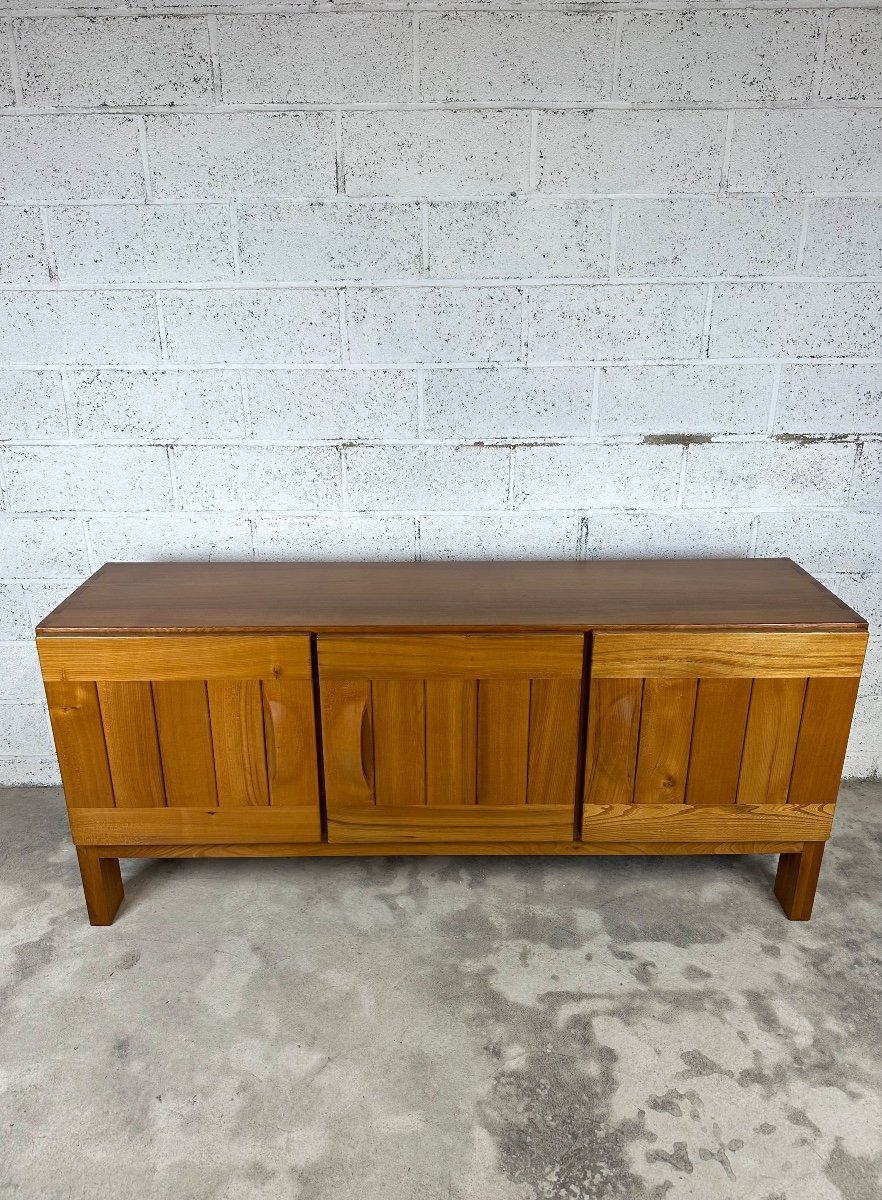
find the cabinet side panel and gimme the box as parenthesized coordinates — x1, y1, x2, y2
(633, 678, 698, 806)
(45, 679, 116, 809)
(583, 678, 642, 814)
(477, 678, 530, 807)
(319, 680, 375, 807)
(152, 680, 218, 808)
(97, 681, 166, 808)
(207, 680, 270, 807)
(425, 678, 478, 807)
(789, 677, 860, 807)
(685, 678, 752, 807)
(263, 678, 320, 813)
(526, 678, 581, 807)
(736, 677, 807, 806)
(373, 679, 426, 807)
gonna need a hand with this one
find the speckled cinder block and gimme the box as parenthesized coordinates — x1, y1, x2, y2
(0, 705, 53, 758)
(246, 368, 417, 440)
(347, 286, 521, 364)
(343, 110, 529, 197)
(729, 110, 882, 193)
(618, 10, 819, 103)
(418, 513, 580, 560)
(597, 364, 772, 435)
(0, 516, 90, 578)
(69, 369, 245, 440)
(776, 364, 882, 435)
(0, 208, 49, 285)
(173, 445, 342, 511)
(0, 645, 43, 701)
(852, 443, 882, 507)
(161, 289, 340, 365)
(801, 199, 882, 277)
(683, 442, 857, 509)
(146, 113, 336, 200)
(529, 284, 706, 362)
(345, 444, 510, 511)
(50, 204, 232, 284)
(0, 292, 161, 365)
(581, 511, 754, 560)
(755, 511, 882, 574)
(255, 516, 418, 561)
(3, 445, 174, 512)
(420, 13, 616, 103)
(423, 366, 594, 438)
(0, 115, 144, 202)
(217, 14, 412, 104)
(709, 283, 882, 357)
(86, 515, 255, 563)
(15, 16, 213, 107)
(0, 371, 66, 439)
(537, 111, 727, 194)
(0, 584, 30, 641)
(0, 41, 13, 105)
(615, 198, 802, 278)
(820, 9, 882, 102)
(514, 444, 683, 509)
(428, 199, 611, 279)
(238, 201, 422, 281)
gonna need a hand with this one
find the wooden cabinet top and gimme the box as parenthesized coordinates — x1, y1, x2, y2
(37, 559, 866, 635)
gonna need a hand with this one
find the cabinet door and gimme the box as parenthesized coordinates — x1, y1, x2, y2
(318, 635, 584, 844)
(38, 635, 321, 847)
(582, 632, 866, 845)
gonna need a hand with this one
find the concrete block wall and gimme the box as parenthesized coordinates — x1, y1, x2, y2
(0, 2, 880, 783)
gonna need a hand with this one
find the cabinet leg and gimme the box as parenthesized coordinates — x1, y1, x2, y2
(774, 841, 825, 921)
(76, 847, 124, 926)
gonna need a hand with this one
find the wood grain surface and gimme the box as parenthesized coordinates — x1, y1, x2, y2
(36, 560, 866, 635)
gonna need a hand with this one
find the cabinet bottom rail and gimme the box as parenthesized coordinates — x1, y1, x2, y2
(76, 839, 825, 926)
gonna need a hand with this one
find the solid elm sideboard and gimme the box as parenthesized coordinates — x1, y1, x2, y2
(36, 560, 867, 926)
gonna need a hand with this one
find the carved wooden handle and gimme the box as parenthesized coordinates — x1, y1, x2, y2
(359, 695, 374, 788)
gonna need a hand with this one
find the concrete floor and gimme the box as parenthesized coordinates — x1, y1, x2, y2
(1, 785, 880, 1200)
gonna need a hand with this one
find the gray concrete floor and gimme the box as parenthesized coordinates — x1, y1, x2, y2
(1, 784, 881, 1200)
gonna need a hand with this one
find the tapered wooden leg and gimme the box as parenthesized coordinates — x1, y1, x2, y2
(76, 847, 124, 926)
(774, 841, 825, 921)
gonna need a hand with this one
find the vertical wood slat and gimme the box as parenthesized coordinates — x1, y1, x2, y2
(736, 677, 807, 806)
(152, 680, 217, 808)
(425, 678, 477, 806)
(207, 680, 269, 806)
(685, 678, 753, 807)
(97, 681, 166, 808)
(527, 678, 581, 806)
(633, 678, 698, 805)
(373, 678, 425, 807)
(45, 680, 115, 809)
(583, 677, 642, 811)
(320, 680, 375, 807)
(788, 676, 860, 807)
(477, 678, 530, 807)
(262, 677, 320, 813)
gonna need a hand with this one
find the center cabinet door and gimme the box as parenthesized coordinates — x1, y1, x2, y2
(317, 635, 585, 844)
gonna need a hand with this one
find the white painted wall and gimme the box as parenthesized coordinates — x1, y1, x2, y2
(0, 4, 880, 783)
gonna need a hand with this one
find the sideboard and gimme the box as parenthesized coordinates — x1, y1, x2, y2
(36, 560, 867, 925)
